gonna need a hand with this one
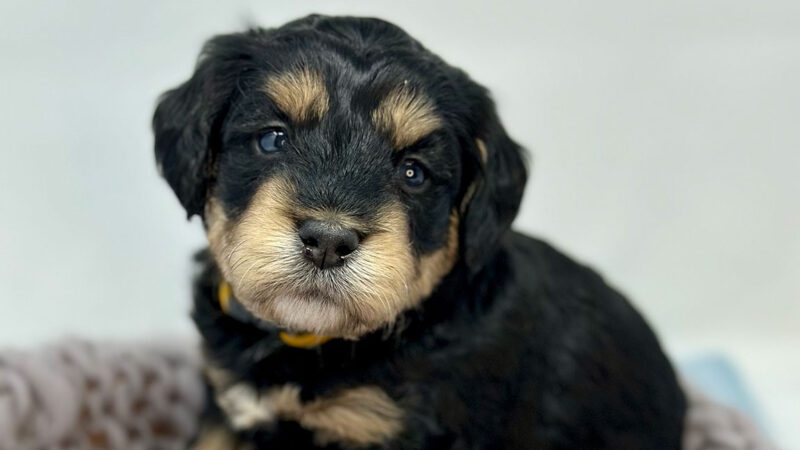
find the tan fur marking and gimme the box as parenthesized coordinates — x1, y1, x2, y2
(206, 177, 298, 309)
(204, 363, 236, 390)
(476, 138, 489, 164)
(266, 384, 304, 416)
(263, 68, 329, 123)
(460, 139, 488, 212)
(300, 387, 404, 447)
(214, 383, 403, 447)
(372, 86, 442, 149)
(204, 197, 230, 253)
(190, 426, 248, 450)
(460, 182, 478, 213)
(409, 211, 460, 301)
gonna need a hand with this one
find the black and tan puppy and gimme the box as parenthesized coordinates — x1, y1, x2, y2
(153, 15, 686, 449)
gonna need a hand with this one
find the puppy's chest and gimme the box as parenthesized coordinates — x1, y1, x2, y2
(205, 362, 407, 449)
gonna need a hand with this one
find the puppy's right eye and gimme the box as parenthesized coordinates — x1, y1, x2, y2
(398, 159, 429, 191)
(257, 129, 288, 153)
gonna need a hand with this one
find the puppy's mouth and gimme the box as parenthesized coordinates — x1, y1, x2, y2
(241, 258, 411, 338)
(213, 232, 416, 339)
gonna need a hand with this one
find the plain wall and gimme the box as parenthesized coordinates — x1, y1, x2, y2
(1, 0, 797, 446)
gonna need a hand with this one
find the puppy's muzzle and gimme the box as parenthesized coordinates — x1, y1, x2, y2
(298, 220, 360, 269)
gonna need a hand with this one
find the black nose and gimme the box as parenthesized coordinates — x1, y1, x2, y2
(298, 220, 360, 269)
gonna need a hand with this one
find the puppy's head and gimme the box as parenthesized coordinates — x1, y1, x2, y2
(153, 16, 526, 338)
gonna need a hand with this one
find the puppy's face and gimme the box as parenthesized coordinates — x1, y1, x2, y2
(154, 16, 526, 338)
(204, 66, 460, 338)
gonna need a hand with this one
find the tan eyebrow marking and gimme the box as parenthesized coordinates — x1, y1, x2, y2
(372, 85, 442, 150)
(263, 68, 329, 123)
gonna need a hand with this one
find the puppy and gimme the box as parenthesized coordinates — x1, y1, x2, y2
(153, 15, 686, 449)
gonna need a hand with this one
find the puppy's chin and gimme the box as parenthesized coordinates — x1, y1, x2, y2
(258, 294, 376, 339)
(217, 256, 413, 339)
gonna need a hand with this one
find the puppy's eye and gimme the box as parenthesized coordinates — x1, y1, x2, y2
(399, 160, 427, 189)
(257, 129, 288, 153)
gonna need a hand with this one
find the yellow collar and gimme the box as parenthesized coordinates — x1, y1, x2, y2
(217, 281, 332, 349)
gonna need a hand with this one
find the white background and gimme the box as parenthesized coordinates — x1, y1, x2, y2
(1, 0, 797, 446)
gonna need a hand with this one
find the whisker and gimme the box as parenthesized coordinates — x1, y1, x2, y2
(225, 240, 246, 264)
(238, 260, 261, 287)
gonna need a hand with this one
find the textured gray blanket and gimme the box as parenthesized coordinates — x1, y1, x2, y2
(0, 339, 775, 449)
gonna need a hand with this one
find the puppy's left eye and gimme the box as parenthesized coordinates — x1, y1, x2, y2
(257, 129, 288, 153)
(399, 160, 427, 189)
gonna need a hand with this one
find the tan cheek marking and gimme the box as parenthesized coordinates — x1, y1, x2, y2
(205, 196, 230, 253)
(206, 178, 299, 307)
(410, 211, 459, 301)
(372, 86, 442, 149)
(409, 211, 460, 302)
(263, 67, 329, 123)
(344, 207, 459, 327)
(342, 203, 415, 332)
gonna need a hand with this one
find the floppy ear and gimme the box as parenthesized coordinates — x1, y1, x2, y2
(459, 88, 528, 273)
(153, 32, 258, 218)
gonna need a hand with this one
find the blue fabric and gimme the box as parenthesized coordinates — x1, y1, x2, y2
(680, 353, 768, 432)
